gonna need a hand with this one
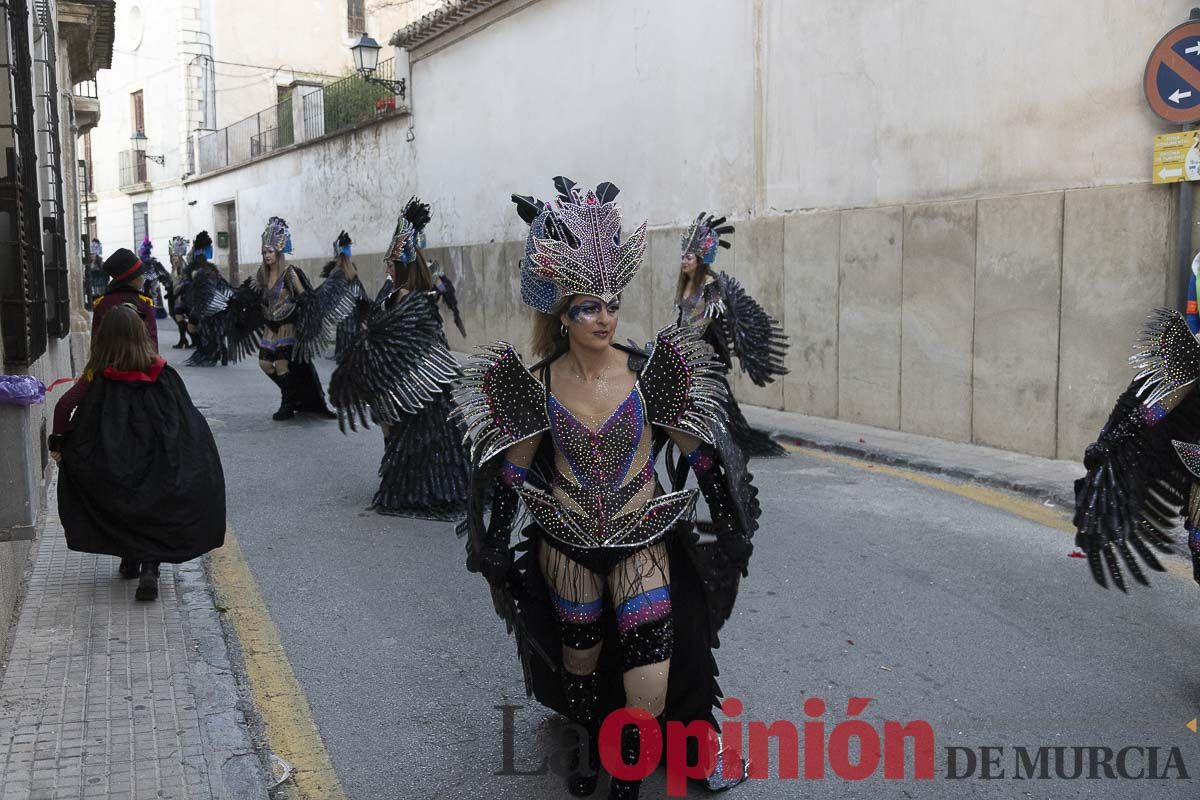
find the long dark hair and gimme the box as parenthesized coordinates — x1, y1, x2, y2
(391, 250, 435, 293)
(676, 258, 710, 303)
(86, 305, 156, 376)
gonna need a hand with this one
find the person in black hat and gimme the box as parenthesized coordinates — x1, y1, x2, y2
(50, 305, 226, 600)
(92, 247, 159, 351)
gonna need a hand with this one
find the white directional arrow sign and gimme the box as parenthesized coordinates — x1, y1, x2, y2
(1171, 88, 1194, 104)
(1160, 166, 1184, 179)
(1187, 41, 1200, 56)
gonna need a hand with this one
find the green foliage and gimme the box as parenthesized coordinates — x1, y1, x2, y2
(323, 73, 391, 133)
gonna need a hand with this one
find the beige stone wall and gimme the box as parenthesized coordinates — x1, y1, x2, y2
(326, 182, 1177, 463)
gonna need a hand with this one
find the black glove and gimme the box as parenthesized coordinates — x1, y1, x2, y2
(467, 543, 513, 585)
(690, 443, 754, 578)
(1082, 442, 1110, 471)
(467, 473, 520, 585)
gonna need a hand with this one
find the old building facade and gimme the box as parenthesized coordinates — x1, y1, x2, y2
(0, 0, 115, 650)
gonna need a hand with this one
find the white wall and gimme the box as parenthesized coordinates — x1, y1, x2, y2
(184, 117, 418, 268)
(394, 0, 1196, 240)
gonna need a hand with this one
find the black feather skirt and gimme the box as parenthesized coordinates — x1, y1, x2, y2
(371, 390, 470, 521)
(718, 376, 787, 458)
(186, 313, 230, 366)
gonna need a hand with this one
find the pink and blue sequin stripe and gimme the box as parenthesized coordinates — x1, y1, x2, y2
(616, 586, 672, 637)
(686, 444, 716, 476)
(500, 459, 528, 487)
(552, 593, 602, 626)
(259, 336, 296, 351)
(1141, 402, 1168, 426)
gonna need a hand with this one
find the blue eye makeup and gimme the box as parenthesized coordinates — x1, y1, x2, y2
(566, 299, 620, 323)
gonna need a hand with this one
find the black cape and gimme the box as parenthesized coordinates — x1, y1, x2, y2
(57, 364, 226, 562)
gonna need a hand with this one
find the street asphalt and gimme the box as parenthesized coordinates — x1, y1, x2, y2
(177, 354, 1200, 799)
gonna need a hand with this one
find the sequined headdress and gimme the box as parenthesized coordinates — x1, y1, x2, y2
(681, 212, 734, 265)
(513, 176, 647, 314)
(261, 216, 292, 254)
(333, 230, 353, 257)
(138, 236, 153, 260)
(386, 197, 430, 263)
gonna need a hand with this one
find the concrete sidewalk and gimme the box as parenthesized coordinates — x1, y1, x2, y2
(0, 479, 270, 800)
(743, 404, 1085, 510)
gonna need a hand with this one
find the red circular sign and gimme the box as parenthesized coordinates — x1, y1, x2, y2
(1145, 20, 1200, 123)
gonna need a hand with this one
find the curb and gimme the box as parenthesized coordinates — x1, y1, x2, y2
(176, 557, 274, 799)
(764, 429, 1078, 511)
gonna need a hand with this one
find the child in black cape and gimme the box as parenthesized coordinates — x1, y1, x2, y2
(50, 305, 226, 601)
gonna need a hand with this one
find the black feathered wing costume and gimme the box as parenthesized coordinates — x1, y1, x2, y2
(1073, 308, 1200, 590)
(328, 278, 469, 520)
(186, 262, 361, 415)
(454, 324, 761, 735)
(57, 364, 226, 562)
(677, 213, 789, 458)
(681, 272, 789, 458)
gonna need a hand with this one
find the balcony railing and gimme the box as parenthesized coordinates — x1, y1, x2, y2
(73, 78, 97, 98)
(194, 60, 400, 176)
(118, 149, 148, 188)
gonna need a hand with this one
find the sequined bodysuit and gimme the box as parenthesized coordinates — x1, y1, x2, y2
(516, 380, 697, 551)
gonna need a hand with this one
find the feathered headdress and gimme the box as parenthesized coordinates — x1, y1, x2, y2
(169, 236, 189, 257)
(261, 216, 292, 253)
(386, 196, 430, 263)
(333, 230, 352, 257)
(191, 230, 213, 261)
(513, 176, 646, 314)
(138, 236, 153, 260)
(681, 212, 734, 265)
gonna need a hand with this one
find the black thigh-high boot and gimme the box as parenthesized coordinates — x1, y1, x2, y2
(174, 320, 190, 349)
(563, 672, 600, 796)
(608, 721, 644, 800)
(269, 372, 295, 421)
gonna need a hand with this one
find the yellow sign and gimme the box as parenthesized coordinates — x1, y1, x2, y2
(1153, 130, 1200, 183)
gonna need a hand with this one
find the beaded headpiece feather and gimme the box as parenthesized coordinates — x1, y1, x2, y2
(681, 211, 734, 265)
(513, 176, 646, 314)
(261, 216, 292, 254)
(387, 196, 430, 263)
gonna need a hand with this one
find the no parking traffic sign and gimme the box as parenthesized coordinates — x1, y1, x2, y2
(1145, 20, 1200, 123)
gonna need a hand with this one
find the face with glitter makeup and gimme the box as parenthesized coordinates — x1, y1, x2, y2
(681, 251, 699, 276)
(560, 294, 620, 352)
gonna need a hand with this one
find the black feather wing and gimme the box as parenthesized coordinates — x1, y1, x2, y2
(328, 291, 461, 432)
(716, 271, 788, 386)
(223, 279, 265, 363)
(1073, 311, 1200, 590)
(293, 268, 367, 363)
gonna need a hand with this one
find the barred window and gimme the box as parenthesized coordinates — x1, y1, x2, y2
(347, 0, 365, 36)
(0, 0, 48, 367)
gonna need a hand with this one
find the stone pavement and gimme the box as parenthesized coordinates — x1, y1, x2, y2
(743, 404, 1085, 510)
(0, 480, 270, 800)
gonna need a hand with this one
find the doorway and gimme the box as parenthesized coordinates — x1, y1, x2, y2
(216, 201, 239, 283)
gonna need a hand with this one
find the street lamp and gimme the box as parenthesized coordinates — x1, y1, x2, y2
(129, 130, 165, 166)
(350, 33, 405, 97)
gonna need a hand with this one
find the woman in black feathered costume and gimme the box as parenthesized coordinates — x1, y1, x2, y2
(185, 219, 360, 421)
(675, 213, 789, 458)
(321, 230, 369, 363)
(329, 198, 469, 519)
(457, 178, 757, 799)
